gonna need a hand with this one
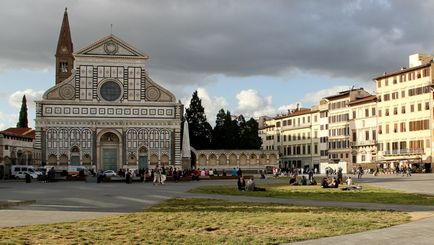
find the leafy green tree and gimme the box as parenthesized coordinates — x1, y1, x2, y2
(185, 91, 212, 149)
(212, 110, 240, 149)
(240, 117, 262, 149)
(16, 95, 28, 128)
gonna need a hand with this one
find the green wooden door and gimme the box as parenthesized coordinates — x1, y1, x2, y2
(70, 156, 80, 166)
(139, 156, 148, 169)
(103, 148, 117, 171)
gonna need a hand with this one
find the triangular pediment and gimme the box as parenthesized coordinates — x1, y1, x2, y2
(75, 35, 149, 58)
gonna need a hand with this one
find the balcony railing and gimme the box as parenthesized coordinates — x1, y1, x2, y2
(383, 149, 424, 156)
(350, 140, 376, 147)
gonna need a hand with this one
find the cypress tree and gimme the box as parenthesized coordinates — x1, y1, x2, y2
(185, 91, 212, 149)
(16, 95, 28, 128)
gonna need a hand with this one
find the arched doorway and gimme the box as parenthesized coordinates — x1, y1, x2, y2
(48, 154, 57, 165)
(161, 154, 169, 166)
(70, 146, 80, 166)
(99, 132, 120, 171)
(82, 154, 91, 166)
(138, 146, 148, 169)
(150, 154, 158, 166)
(59, 154, 68, 166)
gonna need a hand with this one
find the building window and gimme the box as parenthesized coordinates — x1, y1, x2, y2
(372, 108, 376, 116)
(411, 104, 415, 112)
(401, 106, 406, 114)
(4, 145, 8, 150)
(60, 62, 68, 72)
(100, 80, 122, 101)
(400, 122, 406, 132)
(425, 102, 430, 110)
(401, 90, 405, 98)
(418, 103, 422, 111)
(400, 74, 406, 82)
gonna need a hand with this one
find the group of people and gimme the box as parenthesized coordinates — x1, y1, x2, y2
(320, 177, 340, 188)
(237, 176, 266, 191)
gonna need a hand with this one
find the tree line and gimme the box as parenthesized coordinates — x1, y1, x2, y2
(185, 91, 262, 150)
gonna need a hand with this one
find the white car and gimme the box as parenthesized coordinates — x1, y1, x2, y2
(15, 172, 38, 179)
(103, 170, 117, 177)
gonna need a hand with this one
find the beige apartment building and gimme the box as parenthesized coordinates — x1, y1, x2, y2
(374, 53, 434, 171)
(349, 95, 378, 170)
(259, 106, 320, 172)
(318, 100, 329, 167)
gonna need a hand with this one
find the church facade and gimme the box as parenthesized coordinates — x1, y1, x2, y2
(35, 9, 183, 171)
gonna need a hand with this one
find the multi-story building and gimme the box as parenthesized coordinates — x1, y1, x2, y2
(259, 106, 320, 172)
(0, 127, 41, 179)
(323, 88, 372, 172)
(349, 95, 377, 170)
(318, 100, 329, 167)
(374, 53, 434, 171)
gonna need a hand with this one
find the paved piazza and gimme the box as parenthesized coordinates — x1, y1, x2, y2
(1, 174, 434, 244)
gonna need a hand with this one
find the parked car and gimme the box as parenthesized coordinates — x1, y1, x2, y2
(103, 170, 117, 177)
(14, 171, 38, 179)
(11, 165, 39, 179)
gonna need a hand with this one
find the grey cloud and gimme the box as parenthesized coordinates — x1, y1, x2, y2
(1, 0, 434, 86)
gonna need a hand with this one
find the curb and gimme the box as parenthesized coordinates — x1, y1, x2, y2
(0, 200, 36, 209)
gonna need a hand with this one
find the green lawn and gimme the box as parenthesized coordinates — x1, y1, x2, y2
(189, 184, 434, 205)
(0, 198, 408, 244)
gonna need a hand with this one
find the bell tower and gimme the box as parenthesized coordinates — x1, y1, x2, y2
(55, 8, 74, 84)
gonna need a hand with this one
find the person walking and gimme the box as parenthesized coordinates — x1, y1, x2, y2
(160, 165, 167, 185)
(153, 165, 161, 185)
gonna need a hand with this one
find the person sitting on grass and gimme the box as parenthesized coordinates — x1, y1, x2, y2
(342, 185, 363, 191)
(289, 174, 298, 185)
(321, 177, 330, 188)
(237, 176, 246, 191)
(246, 177, 266, 191)
(309, 178, 317, 185)
(300, 175, 307, 185)
(329, 177, 339, 188)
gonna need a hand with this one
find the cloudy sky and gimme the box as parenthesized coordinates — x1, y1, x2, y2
(1, 0, 434, 129)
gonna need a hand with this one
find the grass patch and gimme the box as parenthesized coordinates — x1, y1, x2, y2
(0, 198, 408, 244)
(189, 184, 434, 205)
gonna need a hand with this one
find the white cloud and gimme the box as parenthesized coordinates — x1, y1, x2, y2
(301, 86, 351, 104)
(182, 87, 228, 125)
(0, 111, 18, 130)
(8, 89, 44, 108)
(235, 89, 300, 118)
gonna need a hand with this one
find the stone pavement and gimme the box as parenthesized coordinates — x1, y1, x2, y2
(1, 174, 434, 244)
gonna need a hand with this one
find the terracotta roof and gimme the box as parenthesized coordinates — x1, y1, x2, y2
(349, 95, 377, 106)
(372, 63, 431, 80)
(0, 128, 35, 140)
(273, 108, 317, 120)
(323, 88, 364, 100)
